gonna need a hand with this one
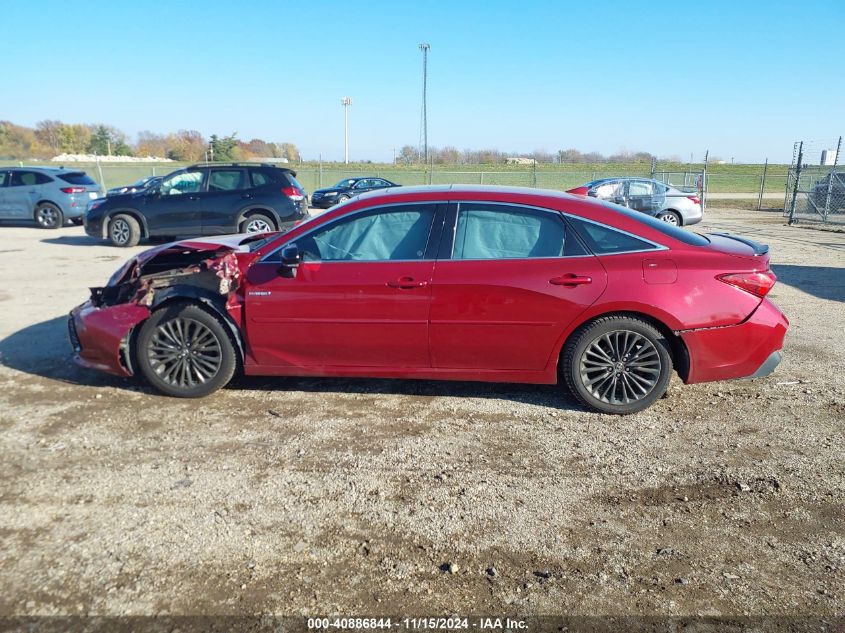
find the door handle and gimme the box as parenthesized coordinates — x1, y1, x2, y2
(241, 193, 253, 199)
(187, 195, 199, 201)
(387, 276, 428, 289)
(550, 274, 592, 286)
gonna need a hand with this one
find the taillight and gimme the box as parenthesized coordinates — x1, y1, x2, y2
(61, 186, 86, 194)
(717, 270, 777, 297)
(687, 195, 701, 205)
(568, 186, 589, 195)
(282, 186, 304, 202)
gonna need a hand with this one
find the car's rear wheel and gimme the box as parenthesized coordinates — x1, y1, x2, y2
(562, 315, 672, 415)
(658, 210, 682, 226)
(109, 214, 141, 247)
(34, 203, 63, 229)
(136, 303, 237, 398)
(240, 213, 274, 234)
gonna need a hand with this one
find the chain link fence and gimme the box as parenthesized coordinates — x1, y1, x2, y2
(1, 159, 793, 200)
(784, 137, 844, 225)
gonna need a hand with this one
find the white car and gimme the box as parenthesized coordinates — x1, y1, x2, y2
(568, 178, 703, 226)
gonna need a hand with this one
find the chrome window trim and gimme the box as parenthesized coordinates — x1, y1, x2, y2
(259, 201, 440, 264)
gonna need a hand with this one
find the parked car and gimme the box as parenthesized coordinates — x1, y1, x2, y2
(567, 178, 702, 226)
(310, 177, 398, 208)
(107, 176, 162, 197)
(810, 171, 845, 211)
(84, 163, 308, 247)
(0, 166, 103, 228)
(69, 185, 787, 415)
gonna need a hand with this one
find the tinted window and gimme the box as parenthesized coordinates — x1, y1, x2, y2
(208, 169, 243, 192)
(296, 205, 435, 262)
(593, 200, 710, 246)
(0, 172, 7, 187)
(10, 171, 46, 187)
(567, 216, 658, 254)
(453, 204, 570, 260)
(160, 170, 203, 195)
(250, 170, 271, 188)
(57, 172, 95, 185)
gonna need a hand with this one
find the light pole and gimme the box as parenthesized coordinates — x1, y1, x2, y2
(341, 97, 352, 164)
(419, 43, 430, 163)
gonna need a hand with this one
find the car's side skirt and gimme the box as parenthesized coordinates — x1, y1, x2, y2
(243, 363, 557, 385)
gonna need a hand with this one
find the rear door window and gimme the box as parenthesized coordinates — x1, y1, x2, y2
(452, 203, 572, 260)
(0, 172, 8, 187)
(57, 172, 96, 185)
(250, 170, 272, 188)
(208, 169, 244, 192)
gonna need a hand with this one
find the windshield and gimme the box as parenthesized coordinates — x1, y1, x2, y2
(333, 179, 358, 188)
(132, 177, 152, 187)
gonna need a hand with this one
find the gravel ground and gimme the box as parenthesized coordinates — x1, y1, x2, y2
(0, 208, 842, 620)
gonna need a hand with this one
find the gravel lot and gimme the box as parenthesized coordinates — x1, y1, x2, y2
(0, 208, 842, 620)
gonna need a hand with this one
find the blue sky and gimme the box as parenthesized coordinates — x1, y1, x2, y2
(1, 0, 842, 162)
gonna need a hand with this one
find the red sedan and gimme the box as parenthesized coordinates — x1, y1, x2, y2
(69, 185, 788, 414)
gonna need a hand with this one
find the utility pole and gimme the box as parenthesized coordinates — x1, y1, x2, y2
(341, 97, 352, 164)
(419, 43, 430, 163)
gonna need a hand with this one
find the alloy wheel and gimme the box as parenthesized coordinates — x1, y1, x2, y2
(147, 318, 223, 388)
(578, 330, 662, 405)
(245, 218, 272, 233)
(111, 218, 130, 245)
(37, 206, 60, 228)
(659, 212, 680, 225)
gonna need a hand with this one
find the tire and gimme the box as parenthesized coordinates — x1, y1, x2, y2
(69, 217, 84, 226)
(561, 315, 673, 415)
(136, 303, 237, 398)
(34, 203, 63, 229)
(337, 194, 350, 203)
(240, 213, 275, 234)
(108, 213, 141, 247)
(657, 210, 682, 226)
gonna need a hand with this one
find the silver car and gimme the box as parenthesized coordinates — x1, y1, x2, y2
(0, 166, 104, 228)
(572, 177, 703, 226)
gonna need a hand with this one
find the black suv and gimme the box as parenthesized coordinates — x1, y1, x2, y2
(85, 163, 308, 247)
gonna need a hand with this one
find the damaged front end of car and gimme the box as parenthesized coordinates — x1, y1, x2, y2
(69, 242, 247, 377)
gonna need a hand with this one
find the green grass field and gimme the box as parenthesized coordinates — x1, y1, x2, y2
(3, 159, 792, 195)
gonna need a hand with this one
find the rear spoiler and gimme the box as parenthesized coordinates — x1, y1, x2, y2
(710, 232, 769, 256)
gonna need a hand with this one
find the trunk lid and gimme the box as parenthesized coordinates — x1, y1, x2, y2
(704, 232, 770, 267)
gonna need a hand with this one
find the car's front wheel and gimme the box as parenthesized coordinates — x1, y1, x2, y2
(337, 194, 350, 203)
(34, 203, 63, 229)
(109, 214, 141, 247)
(658, 210, 682, 226)
(136, 303, 237, 398)
(562, 315, 672, 415)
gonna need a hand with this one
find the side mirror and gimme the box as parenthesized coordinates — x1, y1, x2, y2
(278, 244, 301, 277)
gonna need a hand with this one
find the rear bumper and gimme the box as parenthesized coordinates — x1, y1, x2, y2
(69, 301, 150, 376)
(680, 299, 788, 384)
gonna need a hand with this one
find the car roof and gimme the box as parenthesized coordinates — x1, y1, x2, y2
(354, 184, 577, 202)
(4, 165, 83, 174)
(186, 162, 295, 173)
